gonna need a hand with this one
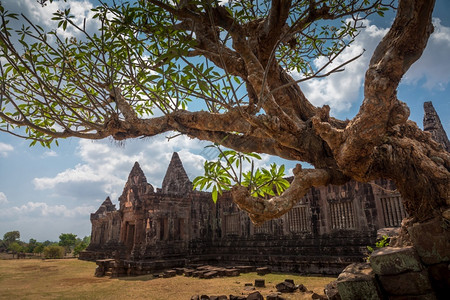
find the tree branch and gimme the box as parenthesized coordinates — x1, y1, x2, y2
(231, 164, 349, 225)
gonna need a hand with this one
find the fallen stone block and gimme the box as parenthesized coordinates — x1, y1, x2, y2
(209, 296, 227, 300)
(311, 292, 327, 300)
(388, 293, 437, 300)
(254, 279, 265, 287)
(336, 263, 382, 300)
(174, 267, 185, 275)
(163, 270, 176, 278)
(200, 295, 210, 300)
(297, 284, 307, 292)
(212, 267, 227, 276)
(370, 246, 423, 275)
(229, 295, 246, 300)
(246, 291, 263, 300)
(266, 293, 286, 300)
(284, 279, 294, 285)
(202, 271, 218, 279)
(323, 281, 341, 300)
(276, 281, 296, 293)
(407, 217, 450, 265)
(225, 269, 240, 276)
(236, 265, 255, 273)
(428, 262, 450, 298)
(256, 267, 270, 275)
(378, 269, 432, 296)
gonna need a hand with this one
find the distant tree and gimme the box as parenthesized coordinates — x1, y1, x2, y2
(82, 236, 91, 245)
(3, 231, 20, 247)
(58, 233, 77, 255)
(25, 238, 38, 253)
(43, 245, 65, 259)
(73, 236, 91, 257)
(33, 243, 45, 256)
(42, 240, 53, 247)
(0, 239, 5, 252)
(73, 243, 87, 257)
(8, 241, 23, 259)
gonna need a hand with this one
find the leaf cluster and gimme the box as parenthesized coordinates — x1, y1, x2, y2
(193, 144, 289, 202)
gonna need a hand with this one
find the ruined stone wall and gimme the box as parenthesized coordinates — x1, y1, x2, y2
(81, 154, 402, 275)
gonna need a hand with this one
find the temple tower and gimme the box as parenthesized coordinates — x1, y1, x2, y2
(423, 101, 450, 152)
(161, 152, 192, 194)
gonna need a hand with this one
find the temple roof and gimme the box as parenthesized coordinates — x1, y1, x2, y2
(161, 152, 192, 194)
(93, 196, 116, 215)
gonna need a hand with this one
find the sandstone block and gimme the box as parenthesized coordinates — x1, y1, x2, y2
(378, 269, 432, 296)
(94, 266, 105, 277)
(311, 292, 327, 300)
(284, 279, 294, 285)
(297, 284, 307, 292)
(246, 291, 263, 300)
(370, 246, 423, 275)
(428, 262, 450, 298)
(256, 267, 270, 275)
(236, 266, 255, 273)
(266, 293, 286, 300)
(254, 279, 265, 287)
(336, 263, 382, 300)
(174, 267, 184, 275)
(210, 296, 227, 300)
(324, 281, 341, 300)
(202, 271, 218, 279)
(163, 270, 176, 278)
(407, 217, 450, 265)
(388, 293, 436, 300)
(225, 269, 240, 276)
(276, 281, 296, 293)
(229, 295, 246, 300)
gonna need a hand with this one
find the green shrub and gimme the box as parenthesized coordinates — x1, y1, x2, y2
(43, 245, 65, 259)
(366, 235, 390, 261)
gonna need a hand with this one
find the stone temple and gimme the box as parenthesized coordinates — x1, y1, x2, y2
(80, 102, 448, 277)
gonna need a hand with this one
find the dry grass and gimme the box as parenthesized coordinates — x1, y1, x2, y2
(0, 258, 336, 300)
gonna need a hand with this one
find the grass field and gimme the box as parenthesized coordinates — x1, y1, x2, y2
(0, 258, 336, 300)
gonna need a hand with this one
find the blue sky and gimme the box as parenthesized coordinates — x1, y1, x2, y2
(0, 0, 449, 242)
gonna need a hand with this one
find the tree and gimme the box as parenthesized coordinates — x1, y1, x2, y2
(25, 238, 38, 253)
(33, 243, 45, 256)
(3, 231, 20, 247)
(8, 241, 23, 258)
(0, 0, 448, 238)
(58, 233, 77, 255)
(73, 236, 90, 257)
(43, 245, 65, 259)
(0, 239, 5, 252)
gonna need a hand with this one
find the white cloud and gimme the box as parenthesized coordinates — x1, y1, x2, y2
(0, 192, 8, 205)
(0, 142, 14, 157)
(403, 18, 450, 90)
(293, 18, 450, 115)
(0, 201, 95, 218)
(33, 134, 209, 202)
(4, 0, 100, 41)
(42, 150, 58, 157)
(294, 20, 388, 114)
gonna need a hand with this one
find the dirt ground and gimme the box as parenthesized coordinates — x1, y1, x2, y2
(0, 258, 336, 299)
